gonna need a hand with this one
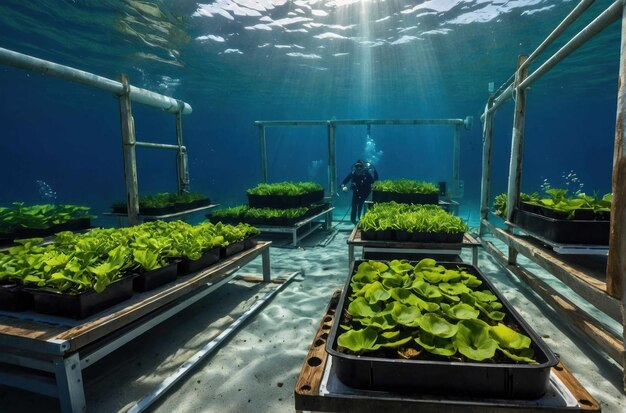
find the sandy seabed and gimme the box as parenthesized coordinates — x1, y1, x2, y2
(1, 228, 625, 413)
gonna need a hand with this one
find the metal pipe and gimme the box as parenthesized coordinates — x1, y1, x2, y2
(482, 84, 513, 121)
(520, 0, 597, 71)
(127, 271, 300, 413)
(118, 75, 140, 226)
(259, 125, 268, 182)
(519, 0, 622, 91)
(0, 47, 192, 114)
(255, 119, 466, 127)
(135, 142, 181, 150)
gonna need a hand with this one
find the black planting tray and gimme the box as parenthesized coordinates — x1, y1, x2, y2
(133, 262, 179, 292)
(28, 275, 135, 319)
(178, 248, 220, 275)
(326, 260, 558, 399)
(513, 208, 609, 245)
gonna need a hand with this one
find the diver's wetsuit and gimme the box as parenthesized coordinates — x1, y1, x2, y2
(341, 167, 379, 224)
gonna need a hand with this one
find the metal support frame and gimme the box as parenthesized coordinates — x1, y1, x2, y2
(0, 245, 274, 413)
(254, 117, 473, 199)
(255, 207, 334, 247)
(479, 96, 495, 235)
(0, 47, 193, 225)
(478, 0, 626, 389)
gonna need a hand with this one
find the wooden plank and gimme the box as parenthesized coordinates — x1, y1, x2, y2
(505, 55, 529, 225)
(0, 242, 271, 353)
(483, 219, 621, 322)
(551, 362, 601, 411)
(294, 290, 340, 406)
(483, 240, 624, 366)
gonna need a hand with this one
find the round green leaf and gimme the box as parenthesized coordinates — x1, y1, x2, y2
(348, 297, 381, 318)
(443, 303, 480, 320)
(490, 323, 532, 350)
(419, 313, 458, 338)
(415, 331, 457, 356)
(337, 327, 378, 353)
(439, 282, 471, 296)
(456, 319, 498, 361)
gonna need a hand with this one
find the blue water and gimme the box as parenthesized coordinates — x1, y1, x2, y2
(0, 0, 620, 223)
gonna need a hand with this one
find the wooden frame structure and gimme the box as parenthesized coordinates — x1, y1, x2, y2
(0, 243, 285, 413)
(0, 47, 194, 226)
(478, 0, 626, 389)
(295, 291, 601, 412)
(255, 117, 473, 199)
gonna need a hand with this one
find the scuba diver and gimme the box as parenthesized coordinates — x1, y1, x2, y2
(340, 160, 379, 225)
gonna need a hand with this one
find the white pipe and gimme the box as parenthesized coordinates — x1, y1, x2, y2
(519, 0, 623, 91)
(0, 47, 192, 115)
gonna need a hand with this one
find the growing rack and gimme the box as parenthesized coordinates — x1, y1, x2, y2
(0, 47, 193, 226)
(478, 0, 626, 389)
(255, 118, 473, 199)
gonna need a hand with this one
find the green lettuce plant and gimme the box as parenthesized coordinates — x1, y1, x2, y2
(360, 202, 468, 234)
(0, 202, 94, 234)
(247, 182, 323, 196)
(336, 258, 537, 364)
(0, 220, 260, 294)
(372, 179, 438, 194)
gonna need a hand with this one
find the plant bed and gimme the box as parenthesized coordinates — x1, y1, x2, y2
(0, 282, 33, 312)
(373, 191, 438, 205)
(178, 248, 220, 276)
(246, 182, 324, 209)
(513, 208, 610, 245)
(220, 240, 245, 259)
(243, 235, 258, 250)
(110, 192, 211, 216)
(28, 275, 135, 319)
(359, 203, 466, 244)
(372, 180, 439, 205)
(133, 261, 179, 292)
(327, 259, 558, 399)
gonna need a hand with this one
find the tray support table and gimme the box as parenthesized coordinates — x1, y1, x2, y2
(347, 225, 480, 268)
(0, 242, 276, 413)
(256, 207, 334, 247)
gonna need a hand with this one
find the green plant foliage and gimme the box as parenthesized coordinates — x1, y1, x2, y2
(497, 189, 614, 220)
(359, 202, 468, 234)
(246, 181, 323, 196)
(456, 319, 498, 361)
(337, 259, 537, 364)
(0, 220, 259, 294)
(419, 313, 458, 338)
(112, 192, 209, 210)
(0, 202, 94, 234)
(372, 179, 439, 194)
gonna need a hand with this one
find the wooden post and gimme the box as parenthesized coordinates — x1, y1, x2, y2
(479, 96, 495, 236)
(175, 111, 190, 194)
(259, 125, 268, 182)
(452, 124, 461, 198)
(328, 122, 337, 197)
(505, 56, 529, 264)
(118, 74, 140, 227)
(607, 2, 626, 387)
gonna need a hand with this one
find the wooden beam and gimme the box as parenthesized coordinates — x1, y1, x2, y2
(479, 96, 495, 234)
(506, 55, 529, 225)
(482, 219, 621, 322)
(483, 240, 624, 366)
